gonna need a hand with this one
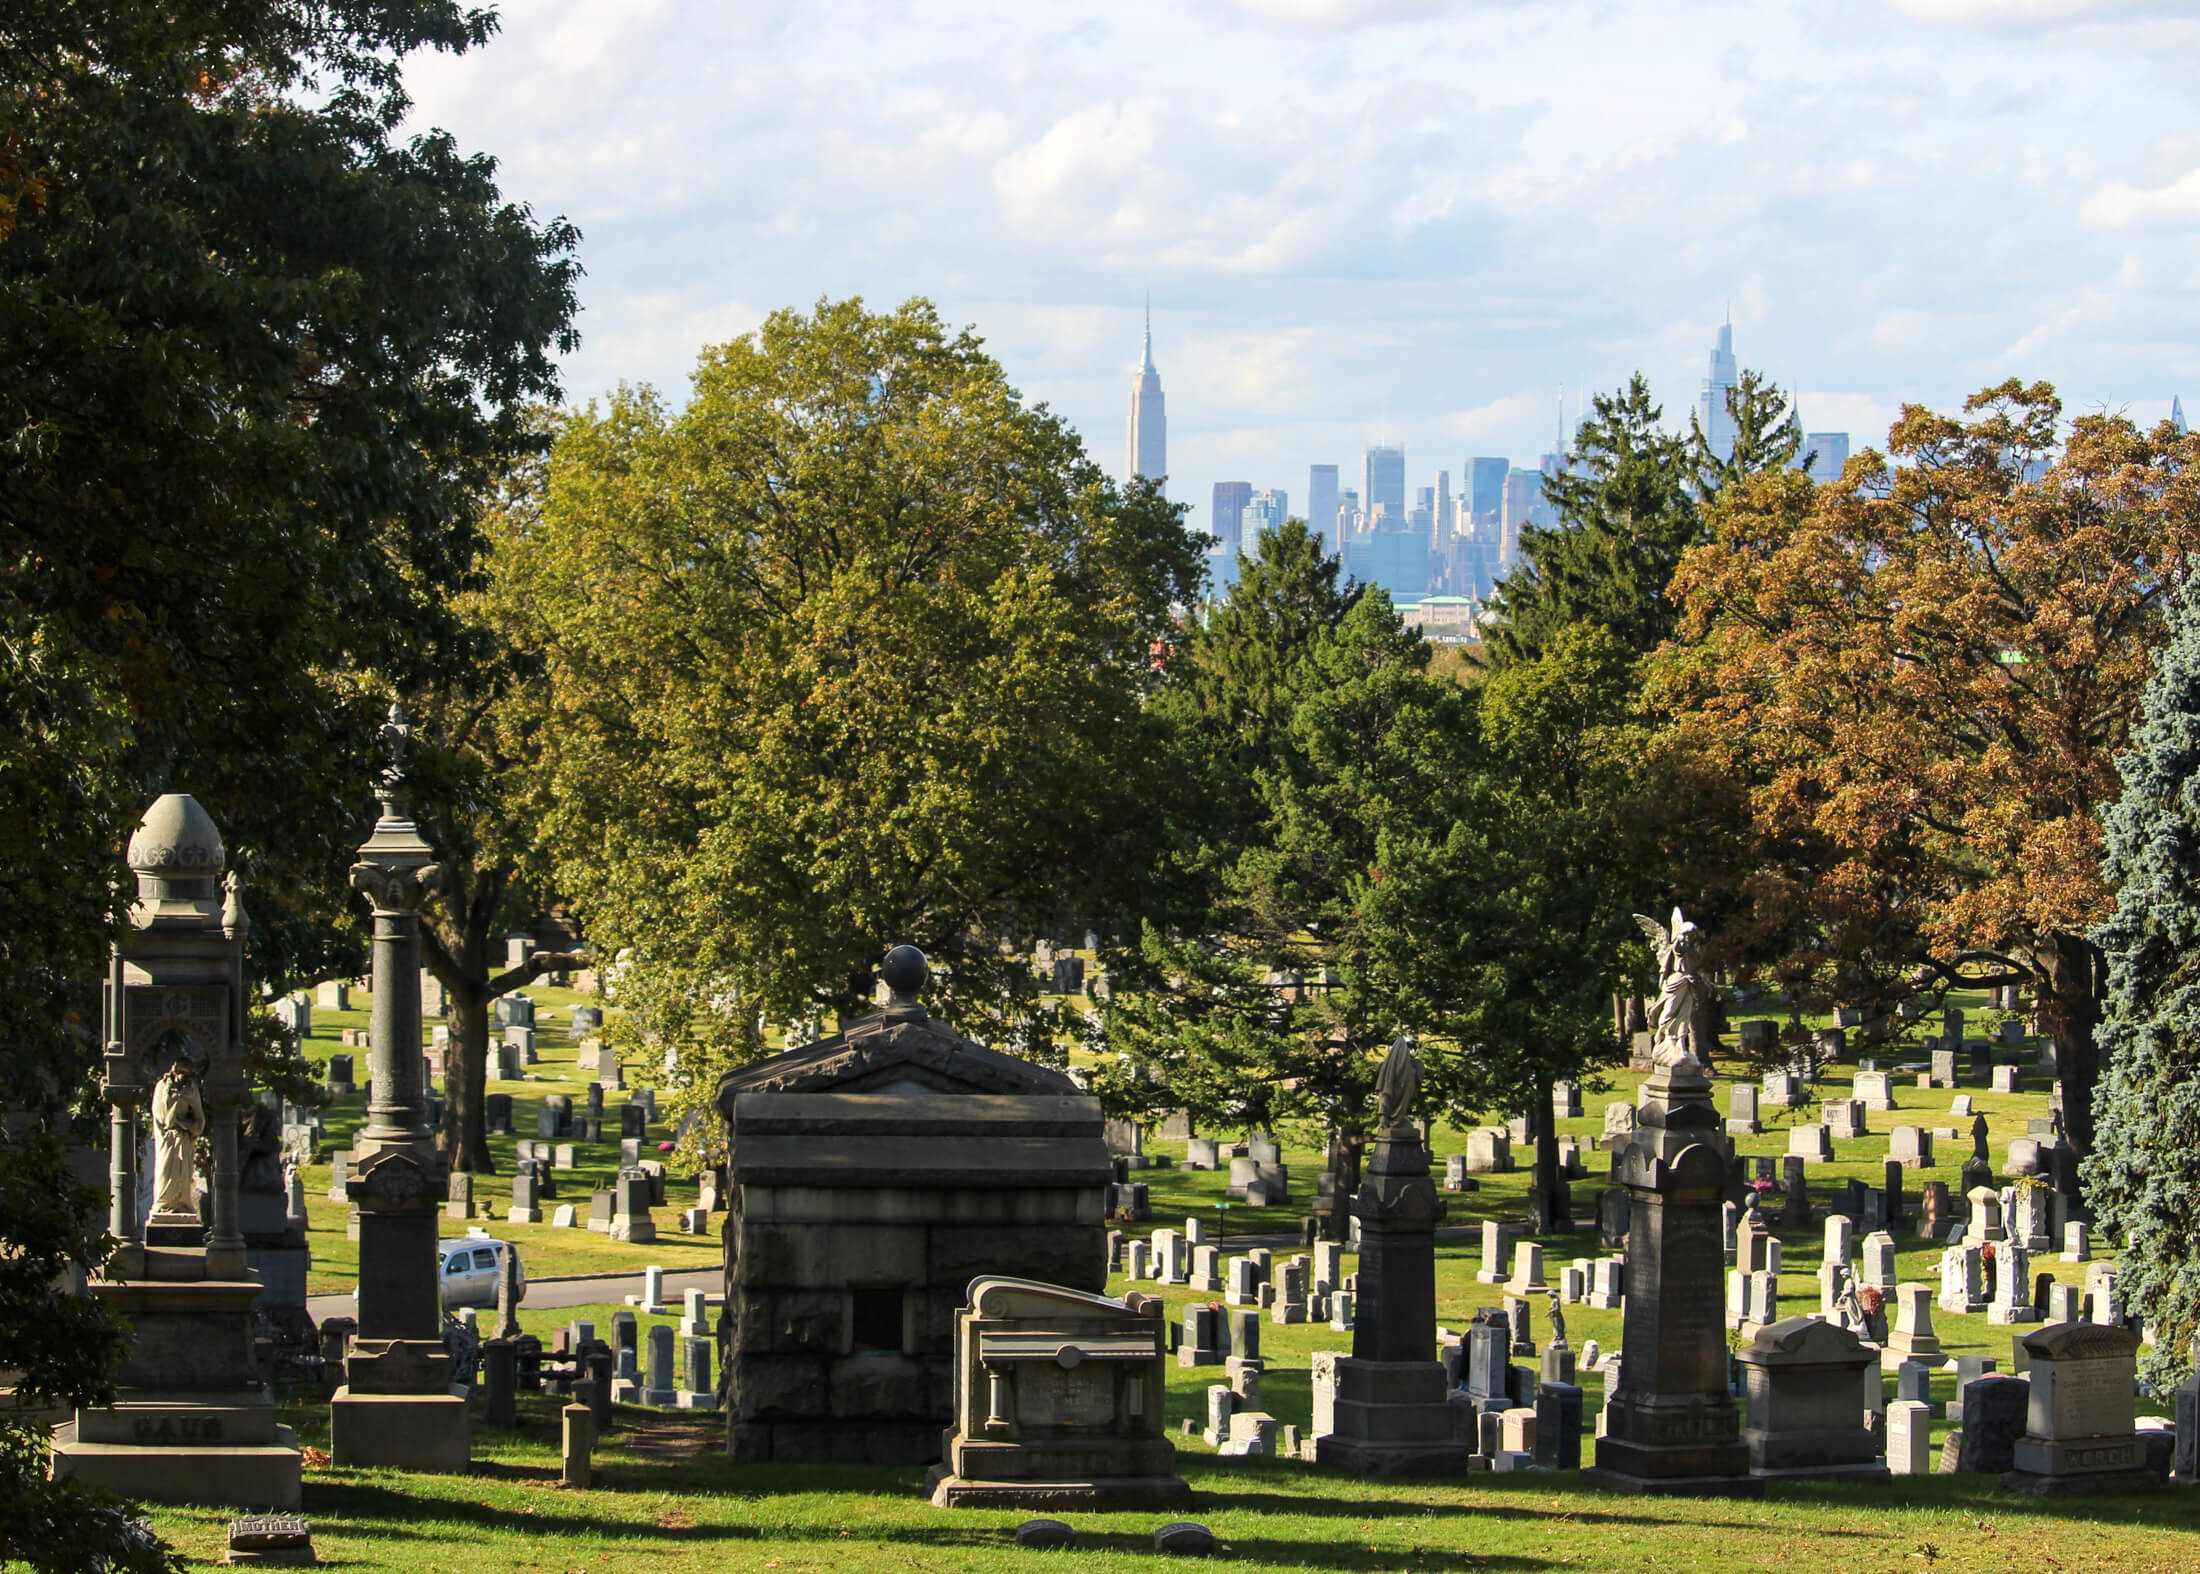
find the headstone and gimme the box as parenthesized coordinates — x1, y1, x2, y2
(562, 1401, 593, 1488)
(1862, 1232, 1898, 1290)
(1726, 1083, 1762, 1136)
(1987, 1242, 2040, 1325)
(1736, 1316, 1888, 1481)
(1956, 1374, 2029, 1474)
(1475, 1220, 1510, 1285)
(1853, 1069, 1895, 1111)
(1788, 1124, 1833, 1162)
(1888, 1399, 1934, 1475)
(1465, 1128, 1512, 1174)
(2061, 1221, 2091, 1263)
(2003, 1323, 2150, 1492)
(1930, 1048, 1958, 1089)
(1884, 1283, 1943, 1372)
(1890, 1127, 1933, 1168)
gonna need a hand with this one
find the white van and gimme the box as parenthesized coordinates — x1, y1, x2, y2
(437, 1232, 526, 1310)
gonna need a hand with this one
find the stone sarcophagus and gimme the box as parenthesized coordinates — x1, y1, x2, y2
(717, 947, 1110, 1465)
(926, 1277, 1188, 1507)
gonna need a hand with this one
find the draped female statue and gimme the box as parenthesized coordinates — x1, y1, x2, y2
(150, 1059, 206, 1216)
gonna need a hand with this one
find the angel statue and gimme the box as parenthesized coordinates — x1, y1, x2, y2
(1376, 1031, 1421, 1137)
(1635, 907, 1715, 1071)
(150, 1057, 206, 1216)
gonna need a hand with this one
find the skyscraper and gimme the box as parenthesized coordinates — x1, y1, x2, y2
(1307, 465, 1339, 547)
(1364, 444, 1405, 521)
(1798, 431, 1850, 481)
(1126, 304, 1166, 487)
(1500, 468, 1545, 567)
(1435, 469, 1453, 546)
(1698, 320, 1738, 463)
(2174, 396, 2188, 436)
(1210, 482, 1252, 558)
(1245, 489, 1288, 544)
(1469, 457, 1508, 522)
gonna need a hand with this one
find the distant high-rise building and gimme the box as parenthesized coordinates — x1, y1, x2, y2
(1436, 470, 1453, 545)
(1500, 468, 1546, 567)
(2175, 396, 2188, 436)
(1210, 481, 1251, 558)
(1797, 431, 1850, 481)
(1364, 444, 1405, 520)
(1126, 304, 1166, 487)
(1307, 464, 1340, 547)
(1469, 457, 1508, 521)
(1698, 320, 1739, 464)
(1246, 489, 1288, 544)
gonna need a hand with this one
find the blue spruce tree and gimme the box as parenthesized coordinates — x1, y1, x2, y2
(2086, 582, 2200, 1388)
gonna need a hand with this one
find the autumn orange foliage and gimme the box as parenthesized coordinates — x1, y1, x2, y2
(1659, 380, 2200, 1154)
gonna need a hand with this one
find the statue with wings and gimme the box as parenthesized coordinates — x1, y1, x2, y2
(1636, 907, 1715, 1071)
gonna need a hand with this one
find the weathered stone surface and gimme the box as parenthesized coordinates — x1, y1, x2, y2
(1153, 1523, 1215, 1556)
(1014, 1519, 1076, 1549)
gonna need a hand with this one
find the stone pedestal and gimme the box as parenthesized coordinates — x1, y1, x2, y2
(1583, 1055, 1760, 1497)
(1311, 1124, 1465, 1475)
(51, 1277, 303, 1510)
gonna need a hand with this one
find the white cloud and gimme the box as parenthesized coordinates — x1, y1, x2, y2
(393, 0, 2200, 511)
(2080, 168, 2200, 228)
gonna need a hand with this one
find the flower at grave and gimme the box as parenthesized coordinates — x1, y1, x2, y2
(1981, 1241, 1996, 1266)
(1858, 1285, 1883, 1315)
(657, 1141, 674, 1151)
(1749, 1178, 1776, 1202)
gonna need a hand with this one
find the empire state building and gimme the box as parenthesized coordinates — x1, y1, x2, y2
(1125, 305, 1166, 488)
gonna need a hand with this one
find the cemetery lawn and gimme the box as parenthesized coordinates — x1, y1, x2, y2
(295, 983, 719, 1294)
(147, 1396, 2200, 1574)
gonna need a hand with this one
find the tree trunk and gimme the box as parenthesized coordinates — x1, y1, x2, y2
(444, 990, 496, 1173)
(1530, 1070, 1569, 1231)
(2040, 931, 2105, 1166)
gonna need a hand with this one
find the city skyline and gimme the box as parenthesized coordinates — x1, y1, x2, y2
(398, 2, 2200, 534)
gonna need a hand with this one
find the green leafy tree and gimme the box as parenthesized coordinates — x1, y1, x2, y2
(0, 4, 576, 1560)
(508, 298, 1203, 1149)
(1486, 374, 1699, 666)
(2084, 581, 2200, 1388)
(407, 449, 586, 1172)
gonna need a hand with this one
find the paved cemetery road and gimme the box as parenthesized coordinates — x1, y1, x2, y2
(306, 1265, 724, 1324)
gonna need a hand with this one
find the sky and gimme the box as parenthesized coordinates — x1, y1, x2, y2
(402, 0, 2200, 531)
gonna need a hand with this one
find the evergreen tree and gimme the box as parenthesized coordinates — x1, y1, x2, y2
(1486, 374, 1698, 666)
(2085, 584, 2200, 1388)
(1693, 368, 1805, 500)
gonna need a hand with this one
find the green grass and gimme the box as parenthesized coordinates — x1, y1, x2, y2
(294, 982, 719, 1292)
(186, 981, 2192, 1572)
(139, 1399, 2200, 1574)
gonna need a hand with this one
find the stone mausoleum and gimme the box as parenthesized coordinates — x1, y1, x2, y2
(715, 946, 1110, 1464)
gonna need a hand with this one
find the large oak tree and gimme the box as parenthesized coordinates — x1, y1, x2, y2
(504, 298, 1202, 1145)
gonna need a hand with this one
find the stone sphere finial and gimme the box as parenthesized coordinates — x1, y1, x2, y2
(880, 944, 929, 1002)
